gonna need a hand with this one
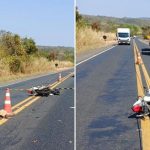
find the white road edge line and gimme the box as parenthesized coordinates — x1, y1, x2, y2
(0, 69, 73, 88)
(70, 107, 75, 109)
(0, 73, 55, 88)
(76, 45, 117, 66)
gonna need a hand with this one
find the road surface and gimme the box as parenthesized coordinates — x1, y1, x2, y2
(76, 39, 150, 150)
(0, 69, 74, 150)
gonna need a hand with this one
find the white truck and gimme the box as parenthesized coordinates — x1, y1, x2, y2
(117, 28, 131, 45)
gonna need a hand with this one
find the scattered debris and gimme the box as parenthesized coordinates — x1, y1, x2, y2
(0, 109, 7, 118)
(132, 89, 150, 117)
(27, 85, 73, 97)
(32, 139, 38, 144)
(69, 140, 73, 144)
(27, 86, 60, 96)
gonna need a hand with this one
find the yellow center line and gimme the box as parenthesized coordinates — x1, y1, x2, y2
(13, 96, 40, 115)
(13, 74, 73, 116)
(133, 41, 150, 150)
(12, 96, 35, 110)
(141, 116, 150, 150)
(13, 72, 73, 110)
(133, 41, 144, 96)
(141, 65, 150, 89)
(134, 42, 150, 88)
(0, 72, 73, 126)
(135, 66, 144, 96)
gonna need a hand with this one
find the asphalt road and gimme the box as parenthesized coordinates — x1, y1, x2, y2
(0, 69, 74, 150)
(77, 45, 115, 64)
(0, 70, 72, 107)
(76, 39, 149, 150)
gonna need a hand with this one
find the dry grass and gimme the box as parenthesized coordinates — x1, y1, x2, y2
(0, 57, 73, 83)
(76, 27, 117, 53)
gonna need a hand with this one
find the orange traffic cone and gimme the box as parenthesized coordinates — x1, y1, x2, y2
(58, 73, 62, 82)
(136, 53, 142, 64)
(4, 88, 14, 117)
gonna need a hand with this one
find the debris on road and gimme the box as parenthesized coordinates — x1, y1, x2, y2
(0, 109, 7, 118)
(27, 84, 74, 96)
(27, 85, 60, 96)
(32, 139, 39, 144)
(132, 89, 150, 117)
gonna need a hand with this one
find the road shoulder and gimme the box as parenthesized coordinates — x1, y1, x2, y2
(138, 38, 149, 45)
(0, 67, 72, 88)
(77, 44, 116, 64)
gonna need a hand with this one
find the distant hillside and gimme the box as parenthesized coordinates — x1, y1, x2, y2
(37, 46, 74, 52)
(82, 15, 150, 27)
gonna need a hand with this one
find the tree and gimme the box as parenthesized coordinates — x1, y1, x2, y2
(48, 51, 58, 61)
(1, 32, 26, 56)
(64, 51, 74, 63)
(91, 22, 101, 32)
(23, 38, 38, 54)
(76, 7, 88, 28)
(76, 7, 82, 22)
(14, 34, 26, 56)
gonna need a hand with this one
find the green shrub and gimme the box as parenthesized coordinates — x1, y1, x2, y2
(9, 57, 23, 73)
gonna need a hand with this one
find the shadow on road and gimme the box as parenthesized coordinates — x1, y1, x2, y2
(128, 113, 139, 119)
(141, 48, 150, 55)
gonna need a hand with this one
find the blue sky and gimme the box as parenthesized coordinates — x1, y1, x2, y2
(0, 0, 74, 46)
(77, 0, 150, 18)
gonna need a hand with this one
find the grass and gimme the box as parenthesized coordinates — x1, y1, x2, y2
(76, 27, 116, 53)
(0, 57, 73, 84)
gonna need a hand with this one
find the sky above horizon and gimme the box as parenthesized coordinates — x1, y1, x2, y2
(77, 0, 150, 18)
(0, 0, 74, 47)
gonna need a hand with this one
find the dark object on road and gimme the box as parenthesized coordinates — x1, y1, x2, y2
(71, 74, 74, 78)
(141, 48, 150, 55)
(0, 109, 7, 118)
(50, 88, 60, 95)
(131, 89, 150, 117)
(27, 86, 60, 96)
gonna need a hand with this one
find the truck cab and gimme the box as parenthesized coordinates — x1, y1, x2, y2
(117, 28, 131, 45)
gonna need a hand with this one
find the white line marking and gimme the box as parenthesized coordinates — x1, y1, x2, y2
(70, 107, 75, 109)
(0, 73, 55, 88)
(0, 68, 73, 88)
(69, 106, 75, 109)
(76, 45, 117, 66)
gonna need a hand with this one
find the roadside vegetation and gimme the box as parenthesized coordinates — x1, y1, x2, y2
(0, 30, 74, 82)
(142, 26, 150, 39)
(76, 7, 150, 52)
(76, 8, 116, 52)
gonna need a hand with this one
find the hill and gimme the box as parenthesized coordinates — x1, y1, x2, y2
(82, 15, 150, 27)
(37, 46, 74, 52)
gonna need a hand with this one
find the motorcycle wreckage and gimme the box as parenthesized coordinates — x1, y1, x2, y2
(132, 89, 150, 117)
(27, 85, 60, 96)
